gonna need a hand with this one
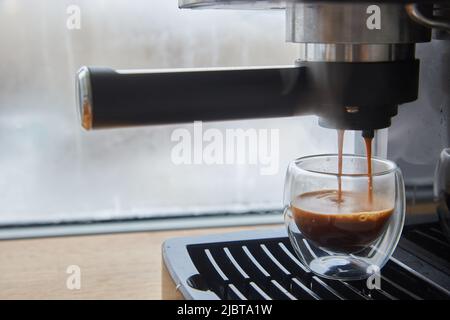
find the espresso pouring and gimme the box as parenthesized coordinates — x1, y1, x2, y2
(292, 131, 393, 253)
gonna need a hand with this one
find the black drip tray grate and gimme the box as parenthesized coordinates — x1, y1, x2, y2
(163, 224, 450, 300)
(401, 223, 450, 275)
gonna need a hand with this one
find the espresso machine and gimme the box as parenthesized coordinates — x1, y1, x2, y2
(76, 1, 450, 299)
(77, 1, 448, 133)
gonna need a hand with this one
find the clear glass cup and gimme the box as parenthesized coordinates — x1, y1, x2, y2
(434, 148, 450, 242)
(284, 154, 405, 280)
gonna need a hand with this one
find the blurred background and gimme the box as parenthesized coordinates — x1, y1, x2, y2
(0, 0, 354, 226)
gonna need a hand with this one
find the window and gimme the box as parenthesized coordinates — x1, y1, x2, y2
(0, 0, 356, 227)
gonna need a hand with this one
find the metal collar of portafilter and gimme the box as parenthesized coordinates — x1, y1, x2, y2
(180, 0, 435, 131)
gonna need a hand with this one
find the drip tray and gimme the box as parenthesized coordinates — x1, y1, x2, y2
(162, 224, 450, 300)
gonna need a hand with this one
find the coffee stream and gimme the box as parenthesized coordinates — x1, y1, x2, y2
(364, 136, 374, 204)
(336, 130, 373, 204)
(292, 130, 393, 253)
(337, 130, 345, 203)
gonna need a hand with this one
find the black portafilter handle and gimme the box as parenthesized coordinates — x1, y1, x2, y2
(76, 60, 420, 131)
(76, 66, 310, 130)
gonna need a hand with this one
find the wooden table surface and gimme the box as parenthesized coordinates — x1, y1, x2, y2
(0, 225, 280, 299)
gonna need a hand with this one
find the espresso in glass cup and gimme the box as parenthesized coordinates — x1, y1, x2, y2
(284, 154, 405, 280)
